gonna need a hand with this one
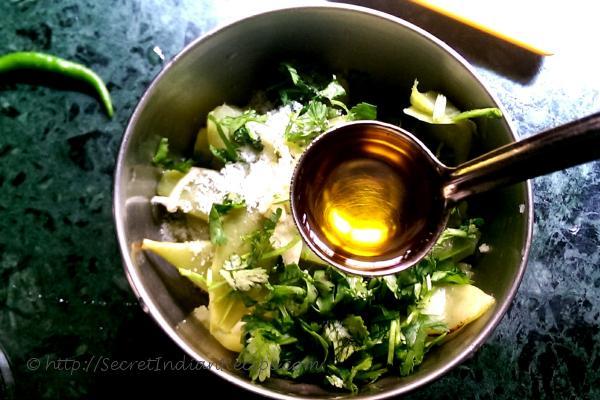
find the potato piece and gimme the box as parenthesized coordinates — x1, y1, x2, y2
(206, 104, 243, 150)
(191, 305, 210, 330)
(422, 284, 495, 333)
(156, 169, 185, 196)
(193, 127, 211, 162)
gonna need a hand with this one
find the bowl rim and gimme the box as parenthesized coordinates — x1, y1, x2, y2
(113, 3, 533, 399)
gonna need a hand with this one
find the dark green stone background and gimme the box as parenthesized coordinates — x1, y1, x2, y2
(0, 1, 598, 399)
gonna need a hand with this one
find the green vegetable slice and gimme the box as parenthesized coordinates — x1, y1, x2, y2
(403, 80, 502, 164)
(403, 79, 502, 125)
(141, 239, 213, 291)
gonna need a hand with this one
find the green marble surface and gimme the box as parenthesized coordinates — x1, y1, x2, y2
(0, 1, 598, 399)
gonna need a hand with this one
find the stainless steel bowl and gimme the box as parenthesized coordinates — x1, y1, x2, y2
(114, 4, 532, 399)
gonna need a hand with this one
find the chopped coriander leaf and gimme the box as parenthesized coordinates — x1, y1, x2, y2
(396, 315, 428, 376)
(325, 361, 373, 393)
(313, 269, 336, 314)
(429, 268, 472, 285)
(432, 219, 482, 262)
(208, 206, 226, 245)
(354, 366, 388, 384)
(282, 64, 305, 91)
(237, 330, 281, 381)
(313, 270, 335, 294)
(232, 124, 263, 150)
(318, 79, 346, 101)
(220, 265, 269, 291)
(209, 144, 235, 164)
(264, 265, 318, 317)
(347, 355, 373, 390)
(272, 264, 316, 307)
(348, 102, 377, 120)
(382, 275, 399, 299)
(395, 314, 448, 376)
(278, 63, 357, 145)
(152, 137, 169, 163)
(208, 194, 246, 245)
(244, 208, 282, 266)
(325, 373, 345, 389)
(342, 315, 369, 342)
(241, 314, 284, 338)
(299, 319, 330, 362)
(284, 100, 330, 145)
(220, 110, 266, 150)
(324, 320, 356, 363)
(280, 63, 347, 104)
(274, 262, 306, 285)
(213, 193, 246, 213)
(269, 284, 306, 299)
(345, 276, 371, 300)
(279, 65, 380, 145)
(152, 137, 193, 172)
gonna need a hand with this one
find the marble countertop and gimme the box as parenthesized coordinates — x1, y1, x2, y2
(0, 1, 598, 399)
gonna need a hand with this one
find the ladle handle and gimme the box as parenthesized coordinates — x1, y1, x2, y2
(444, 111, 600, 203)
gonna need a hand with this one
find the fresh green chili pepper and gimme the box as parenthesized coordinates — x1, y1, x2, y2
(0, 51, 114, 118)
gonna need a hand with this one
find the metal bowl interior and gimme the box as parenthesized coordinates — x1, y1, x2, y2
(114, 4, 532, 399)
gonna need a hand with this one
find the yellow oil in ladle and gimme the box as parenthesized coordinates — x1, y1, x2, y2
(319, 158, 403, 257)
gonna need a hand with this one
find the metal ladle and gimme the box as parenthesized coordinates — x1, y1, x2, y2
(290, 112, 600, 276)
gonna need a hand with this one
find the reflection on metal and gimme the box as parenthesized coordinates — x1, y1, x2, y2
(0, 343, 15, 400)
